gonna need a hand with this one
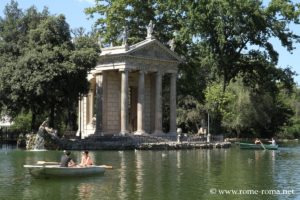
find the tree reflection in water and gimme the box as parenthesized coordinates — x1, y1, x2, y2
(78, 182, 95, 200)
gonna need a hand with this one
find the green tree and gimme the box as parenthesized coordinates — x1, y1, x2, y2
(219, 78, 271, 137)
(0, 1, 99, 132)
(207, 76, 294, 138)
(278, 86, 300, 138)
(185, 0, 299, 91)
(177, 95, 206, 133)
(85, 0, 299, 136)
(85, 0, 186, 46)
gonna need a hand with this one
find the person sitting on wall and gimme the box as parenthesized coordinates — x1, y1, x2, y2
(60, 150, 76, 167)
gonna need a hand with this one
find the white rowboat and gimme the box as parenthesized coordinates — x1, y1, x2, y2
(35, 161, 113, 169)
(24, 164, 106, 177)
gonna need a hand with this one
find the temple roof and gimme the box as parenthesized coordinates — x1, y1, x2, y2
(90, 37, 182, 75)
(99, 38, 182, 63)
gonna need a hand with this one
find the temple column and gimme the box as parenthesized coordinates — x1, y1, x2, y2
(135, 70, 146, 135)
(95, 72, 103, 135)
(88, 89, 94, 124)
(77, 95, 83, 138)
(120, 69, 129, 135)
(91, 88, 95, 124)
(83, 96, 87, 132)
(169, 73, 177, 135)
(153, 71, 163, 135)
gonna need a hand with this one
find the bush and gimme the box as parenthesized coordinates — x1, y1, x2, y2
(10, 112, 32, 133)
(277, 122, 300, 139)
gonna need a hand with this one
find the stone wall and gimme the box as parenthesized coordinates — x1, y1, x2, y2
(105, 71, 121, 133)
(59, 135, 231, 150)
(22, 130, 231, 151)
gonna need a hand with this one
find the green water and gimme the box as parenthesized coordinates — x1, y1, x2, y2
(0, 142, 300, 200)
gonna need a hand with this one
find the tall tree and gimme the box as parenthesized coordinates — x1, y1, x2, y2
(85, 0, 186, 46)
(185, 0, 300, 91)
(84, 0, 300, 135)
(0, 1, 99, 131)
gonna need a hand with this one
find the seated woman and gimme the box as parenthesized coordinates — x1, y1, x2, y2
(79, 150, 93, 167)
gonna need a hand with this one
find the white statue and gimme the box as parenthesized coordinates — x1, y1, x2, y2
(122, 26, 128, 45)
(168, 38, 176, 51)
(147, 20, 155, 38)
(98, 35, 102, 47)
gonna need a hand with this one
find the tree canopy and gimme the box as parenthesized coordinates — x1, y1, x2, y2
(1, 0, 300, 138)
(85, 0, 300, 137)
(0, 1, 99, 131)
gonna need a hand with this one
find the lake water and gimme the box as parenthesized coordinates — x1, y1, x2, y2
(1, 142, 300, 200)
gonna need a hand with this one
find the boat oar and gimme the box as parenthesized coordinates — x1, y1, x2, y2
(260, 141, 266, 150)
(37, 161, 59, 165)
(99, 165, 113, 169)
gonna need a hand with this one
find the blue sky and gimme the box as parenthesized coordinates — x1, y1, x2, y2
(0, 0, 300, 85)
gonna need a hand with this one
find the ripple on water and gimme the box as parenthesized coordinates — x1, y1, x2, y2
(1, 146, 300, 200)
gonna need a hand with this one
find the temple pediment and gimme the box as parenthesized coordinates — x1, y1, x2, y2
(99, 38, 182, 63)
(127, 39, 181, 62)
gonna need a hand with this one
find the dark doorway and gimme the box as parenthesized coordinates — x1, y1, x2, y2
(129, 87, 137, 132)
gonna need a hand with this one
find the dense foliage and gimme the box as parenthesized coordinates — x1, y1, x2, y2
(0, 1, 99, 133)
(86, 0, 300, 138)
(1, 0, 300, 138)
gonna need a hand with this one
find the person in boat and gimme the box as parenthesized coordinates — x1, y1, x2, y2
(269, 138, 276, 145)
(79, 150, 93, 167)
(60, 150, 76, 167)
(254, 138, 261, 144)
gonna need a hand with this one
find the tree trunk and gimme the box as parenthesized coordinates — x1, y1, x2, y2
(237, 128, 241, 138)
(66, 98, 76, 130)
(31, 111, 36, 131)
(66, 106, 74, 130)
(223, 71, 227, 93)
(49, 105, 55, 128)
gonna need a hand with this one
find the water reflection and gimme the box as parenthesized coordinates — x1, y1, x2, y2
(118, 151, 128, 200)
(2, 145, 300, 200)
(1, 143, 16, 150)
(274, 147, 300, 199)
(176, 150, 182, 189)
(254, 150, 264, 161)
(135, 150, 144, 200)
(77, 182, 95, 200)
(176, 151, 181, 169)
(207, 149, 211, 176)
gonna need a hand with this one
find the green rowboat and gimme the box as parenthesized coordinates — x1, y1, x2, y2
(239, 142, 278, 150)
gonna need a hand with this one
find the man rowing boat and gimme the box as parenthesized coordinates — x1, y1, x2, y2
(60, 150, 76, 167)
(254, 138, 261, 144)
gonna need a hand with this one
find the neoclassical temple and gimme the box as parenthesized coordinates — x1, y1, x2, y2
(78, 27, 181, 138)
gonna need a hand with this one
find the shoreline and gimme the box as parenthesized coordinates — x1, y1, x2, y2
(60, 141, 232, 151)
